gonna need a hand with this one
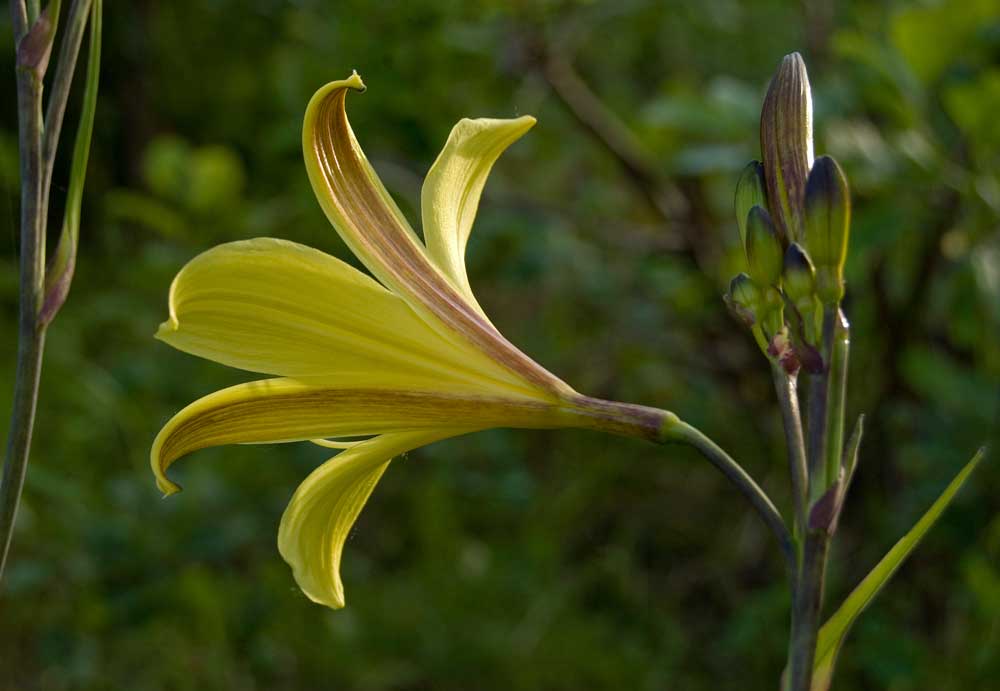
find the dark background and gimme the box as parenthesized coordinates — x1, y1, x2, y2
(1, 0, 998, 689)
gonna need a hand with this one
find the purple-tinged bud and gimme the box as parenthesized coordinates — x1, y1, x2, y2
(735, 161, 767, 247)
(767, 328, 800, 375)
(782, 243, 816, 304)
(804, 155, 850, 304)
(724, 272, 761, 327)
(745, 205, 783, 288)
(760, 52, 814, 245)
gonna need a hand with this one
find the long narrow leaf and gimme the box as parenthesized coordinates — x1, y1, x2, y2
(812, 448, 986, 690)
(40, 0, 101, 325)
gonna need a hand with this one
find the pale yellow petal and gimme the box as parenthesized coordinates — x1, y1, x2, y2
(151, 378, 577, 496)
(422, 116, 536, 310)
(278, 430, 462, 608)
(155, 237, 534, 394)
(302, 74, 574, 396)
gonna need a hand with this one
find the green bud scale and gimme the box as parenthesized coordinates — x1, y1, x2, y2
(782, 243, 815, 302)
(735, 161, 767, 247)
(804, 155, 850, 304)
(745, 205, 783, 288)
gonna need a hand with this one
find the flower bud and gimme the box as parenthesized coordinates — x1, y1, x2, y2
(745, 205, 783, 288)
(782, 243, 815, 303)
(783, 243, 822, 348)
(724, 272, 761, 327)
(804, 155, 850, 304)
(734, 161, 767, 247)
(760, 52, 814, 245)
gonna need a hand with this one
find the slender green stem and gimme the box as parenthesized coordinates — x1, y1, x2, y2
(1, 48, 48, 583)
(823, 309, 850, 488)
(771, 364, 808, 542)
(41, 0, 93, 205)
(667, 420, 796, 575)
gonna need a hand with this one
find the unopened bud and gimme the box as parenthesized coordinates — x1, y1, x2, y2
(783, 243, 820, 346)
(724, 273, 761, 327)
(735, 161, 767, 247)
(782, 243, 815, 303)
(804, 155, 850, 303)
(760, 52, 814, 245)
(745, 206, 783, 288)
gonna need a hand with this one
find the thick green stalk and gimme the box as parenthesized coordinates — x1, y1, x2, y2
(788, 530, 830, 690)
(771, 364, 808, 541)
(667, 420, 796, 576)
(0, 32, 48, 582)
(788, 305, 849, 691)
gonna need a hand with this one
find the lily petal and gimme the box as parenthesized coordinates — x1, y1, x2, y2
(421, 116, 536, 312)
(151, 378, 575, 496)
(155, 237, 535, 394)
(302, 74, 573, 396)
(278, 430, 462, 608)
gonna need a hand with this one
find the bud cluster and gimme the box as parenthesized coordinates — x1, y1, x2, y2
(725, 52, 851, 372)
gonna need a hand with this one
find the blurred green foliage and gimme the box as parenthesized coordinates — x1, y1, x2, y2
(1, 1, 998, 689)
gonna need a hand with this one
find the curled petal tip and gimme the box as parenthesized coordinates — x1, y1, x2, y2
(158, 480, 182, 497)
(153, 318, 178, 342)
(151, 430, 183, 496)
(346, 70, 366, 92)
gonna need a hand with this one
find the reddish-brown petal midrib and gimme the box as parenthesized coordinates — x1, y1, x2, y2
(311, 90, 571, 396)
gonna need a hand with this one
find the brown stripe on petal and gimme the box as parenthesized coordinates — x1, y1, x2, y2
(153, 382, 576, 494)
(306, 84, 572, 396)
(760, 53, 814, 244)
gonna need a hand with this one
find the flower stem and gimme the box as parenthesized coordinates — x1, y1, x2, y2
(41, 0, 94, 210)
(0, 36, 47, 582)
(823, 309, 850, 488)
(787, 306, 850, 691)
(1, 0, 96, 585)
(771, 364, 808, 543)
(788, 529, 830, 690)
(666, 420, 795, 575)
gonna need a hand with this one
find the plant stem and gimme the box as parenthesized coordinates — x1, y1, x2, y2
(668, 420, 796, 576)
(805, 371, 827, 491)
(788, 530, 830, 690)
(0, 39, 48, 582)
(11, 1, 28, 39)
(823, 309, 850, 488)
(41, 0, 93, 208)
(787, 305, 850, 690)
(771, 364, 808, 542)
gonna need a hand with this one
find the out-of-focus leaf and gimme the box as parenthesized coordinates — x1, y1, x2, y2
(944, 69, 1000, 161)
(103, 189, 188, 240)
(811, 449, 986, 691)
(889, 0, 997, 85)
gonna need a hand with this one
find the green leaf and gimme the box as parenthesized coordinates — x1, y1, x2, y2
(40, 0, 101, 326)
(811, 448, 986, 691)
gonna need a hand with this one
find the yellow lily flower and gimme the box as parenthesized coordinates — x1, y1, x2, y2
(151, 73, 783, 611)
